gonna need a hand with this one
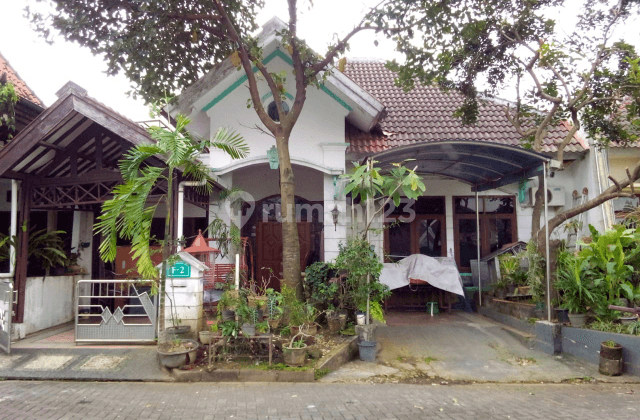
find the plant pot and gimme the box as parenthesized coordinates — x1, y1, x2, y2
(256, 309, 264, 321)
(507, 284, 516, 295)
(283, 344, 307, 367)
(267, 318, 280, 330)
(157, 339, 199, 369)
(255, 296, 268, 312)
(599, 342, 623, 376)
(358, 340, 377, 362)
(496, 289, 507, 299)
(166, 325, 191, 338)
(567, 313, 587, 328)
(554, 308, 570, 323)
(198, 330, 221, 345)
(302, 322, 317, 335)
(338, 314, 347, 329)
(620, 314, 639, 325)
(241, 323, 256, 337)
(221, 309, 235, 322)
(247, 295, 258, 308)
(327, 316, 342, 334)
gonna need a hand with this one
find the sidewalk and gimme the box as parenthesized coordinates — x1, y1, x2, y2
(0, 323, 172, 381)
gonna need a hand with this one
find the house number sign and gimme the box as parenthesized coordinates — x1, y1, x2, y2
(167, 261, 191, 278)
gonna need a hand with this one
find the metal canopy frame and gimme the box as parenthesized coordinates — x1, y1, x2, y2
(370, 140, 552, 318)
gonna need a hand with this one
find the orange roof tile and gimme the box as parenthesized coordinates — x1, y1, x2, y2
(0, 52, 44, 107)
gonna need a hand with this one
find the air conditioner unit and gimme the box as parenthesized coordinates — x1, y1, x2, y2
(519, 181, 566, 207)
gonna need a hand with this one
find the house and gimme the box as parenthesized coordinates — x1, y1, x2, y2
(169, 17, 609, 293)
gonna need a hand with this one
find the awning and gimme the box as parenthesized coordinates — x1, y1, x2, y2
(371, 140, 550, 191)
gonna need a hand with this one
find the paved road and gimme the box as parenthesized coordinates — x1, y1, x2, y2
(0, 381, 639, 419)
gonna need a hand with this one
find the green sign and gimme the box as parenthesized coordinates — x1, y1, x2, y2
(167, 261, 191, 278)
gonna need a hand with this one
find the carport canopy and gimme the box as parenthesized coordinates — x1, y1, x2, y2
(371, 140, 550, 192)
(369, 139, 553, 321)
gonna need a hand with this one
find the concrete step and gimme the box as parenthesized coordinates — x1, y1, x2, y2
(499, 323, 535, 349)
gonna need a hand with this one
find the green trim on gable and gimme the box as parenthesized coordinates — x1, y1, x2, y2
(261, 91, 294, 102)
(202, 49, 352, 113)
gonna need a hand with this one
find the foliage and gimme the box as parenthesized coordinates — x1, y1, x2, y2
(341, 160, 425, 238)
(523, 241, 546, 304)
(29, 0, 414, 296)
(235, 297, 258, 325)
(265, 288, 284, 320)
(304, 262, 338, 306)
(334, 237, 390, 311)
(209, 323, 219, 333)
(256, 320, 269, 334)
(371, 0, 640, 246)
(220, 320, 239, 338)
(217, 290, 238, 312)
(0, 82, 19, 141)
(603, 340, 618, 348)
(555, 248, 597, 314)
(93, 103, 247, 345)
(289, 338, 306, 349)
(0, 228, 68, 273)
(368, 301, 385, 323)
(588, 320, 625, 334)
(556, 225, 640, 321)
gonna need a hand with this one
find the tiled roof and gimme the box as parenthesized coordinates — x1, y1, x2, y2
(0, 52, 44, 107)
(343, 60, 586, 155)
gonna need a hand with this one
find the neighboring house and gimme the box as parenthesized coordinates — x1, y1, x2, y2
(0, 52, 45, 144)
(170, 17, 609, 286)
(608, 143, 640, 223)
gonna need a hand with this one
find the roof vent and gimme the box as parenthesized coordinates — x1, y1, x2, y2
(55, 81, 88, 98)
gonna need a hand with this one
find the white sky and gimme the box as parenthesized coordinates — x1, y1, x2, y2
(0, 1, 637, 121)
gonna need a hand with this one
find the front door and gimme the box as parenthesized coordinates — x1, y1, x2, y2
(256, 222, 311, 290)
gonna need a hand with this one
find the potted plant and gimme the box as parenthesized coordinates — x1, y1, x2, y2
(236, 299, 258, 336)
(555, 250, 595, 327)
(217, 290, 238, 321)
(283, 336, 308, 367)
(326, 305, 342, 334)
(220, 320, 239, 339)
(290, 302, 319, 335)
(266, 288, 283, 330)
(156, 337, 200, 368)
(599, 339, 623, 376)
(199, 322, 221, 345)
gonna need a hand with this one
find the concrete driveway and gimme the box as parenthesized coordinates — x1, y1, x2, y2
(321, 311, 640, 384)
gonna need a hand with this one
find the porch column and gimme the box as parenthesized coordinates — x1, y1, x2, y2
(323, 174, 347, 262)
(71, 211, 94, 278)
(14, 178, 31, 323)
(320, 144, 348, 262)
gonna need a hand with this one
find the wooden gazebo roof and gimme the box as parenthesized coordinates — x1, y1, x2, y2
(0, 82, 209, 210)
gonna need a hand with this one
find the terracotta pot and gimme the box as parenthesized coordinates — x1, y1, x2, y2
(599, 342, 623, 376)
(327, 316, 342, 334)
(267, 318, 280, 330)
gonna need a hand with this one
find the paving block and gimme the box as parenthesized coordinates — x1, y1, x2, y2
(20, 355, 74, 370)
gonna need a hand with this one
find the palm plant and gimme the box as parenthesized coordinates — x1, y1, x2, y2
(94, 107, 248, 347)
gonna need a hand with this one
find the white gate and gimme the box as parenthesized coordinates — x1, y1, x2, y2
(0, 281, 13, 354)
(75, 280, 157, 343)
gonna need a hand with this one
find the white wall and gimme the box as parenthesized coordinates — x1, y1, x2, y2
(13, 275, 88, 339)
(205, 58, 349, 171)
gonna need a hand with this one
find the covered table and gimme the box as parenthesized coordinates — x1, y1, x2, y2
(379, 255, 465, 312)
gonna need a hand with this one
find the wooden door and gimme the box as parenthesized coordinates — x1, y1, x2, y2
(256, 222, 311, 290)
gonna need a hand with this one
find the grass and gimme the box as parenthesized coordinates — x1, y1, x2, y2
(314, 368, 330, 380)
(423, 357, 438, 364)
(339, 326, 356, 336)
(249, 362, 313, 372)
(527, 317, 539, 324)
(515, 357, 536, 366)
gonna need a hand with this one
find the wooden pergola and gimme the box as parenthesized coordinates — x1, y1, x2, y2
(0, 82, 210, 323)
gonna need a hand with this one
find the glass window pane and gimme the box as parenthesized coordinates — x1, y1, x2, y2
(488, 218, 513, 253)
(417, 219, 442, 257)
(484, 197, 514, 214)
(415, 197, 445, 215)
(458, 219, 478, 268)
(454, 197, 482, 214)
(387, 221, 411, 261)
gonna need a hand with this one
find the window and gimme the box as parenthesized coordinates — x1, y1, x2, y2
(384, 197, 446, 261)
(454, 196, 517, 271)
(267, 100, 290, 121)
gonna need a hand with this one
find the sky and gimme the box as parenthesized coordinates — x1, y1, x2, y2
(0, 0, 399, 121)
(0, 1, 638, 122)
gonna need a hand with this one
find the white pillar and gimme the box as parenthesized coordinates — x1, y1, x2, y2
(8, 180, 19, 276)
(72, 211, 94, 277)
(323, 174, 347, 262)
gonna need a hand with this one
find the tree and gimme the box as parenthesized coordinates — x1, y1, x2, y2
(0, 81, 19, 143)
(94, 109, 247, 345)
(28, 0, 410, 297)
(372, 0, 640, 249)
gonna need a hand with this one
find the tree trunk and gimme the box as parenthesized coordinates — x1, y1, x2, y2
(276, 134, 302, 299)
(157, 169, 173, 347)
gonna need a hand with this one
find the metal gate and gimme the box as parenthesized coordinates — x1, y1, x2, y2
(75, 280, 157, 343)
(0, 281, 13, 354)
